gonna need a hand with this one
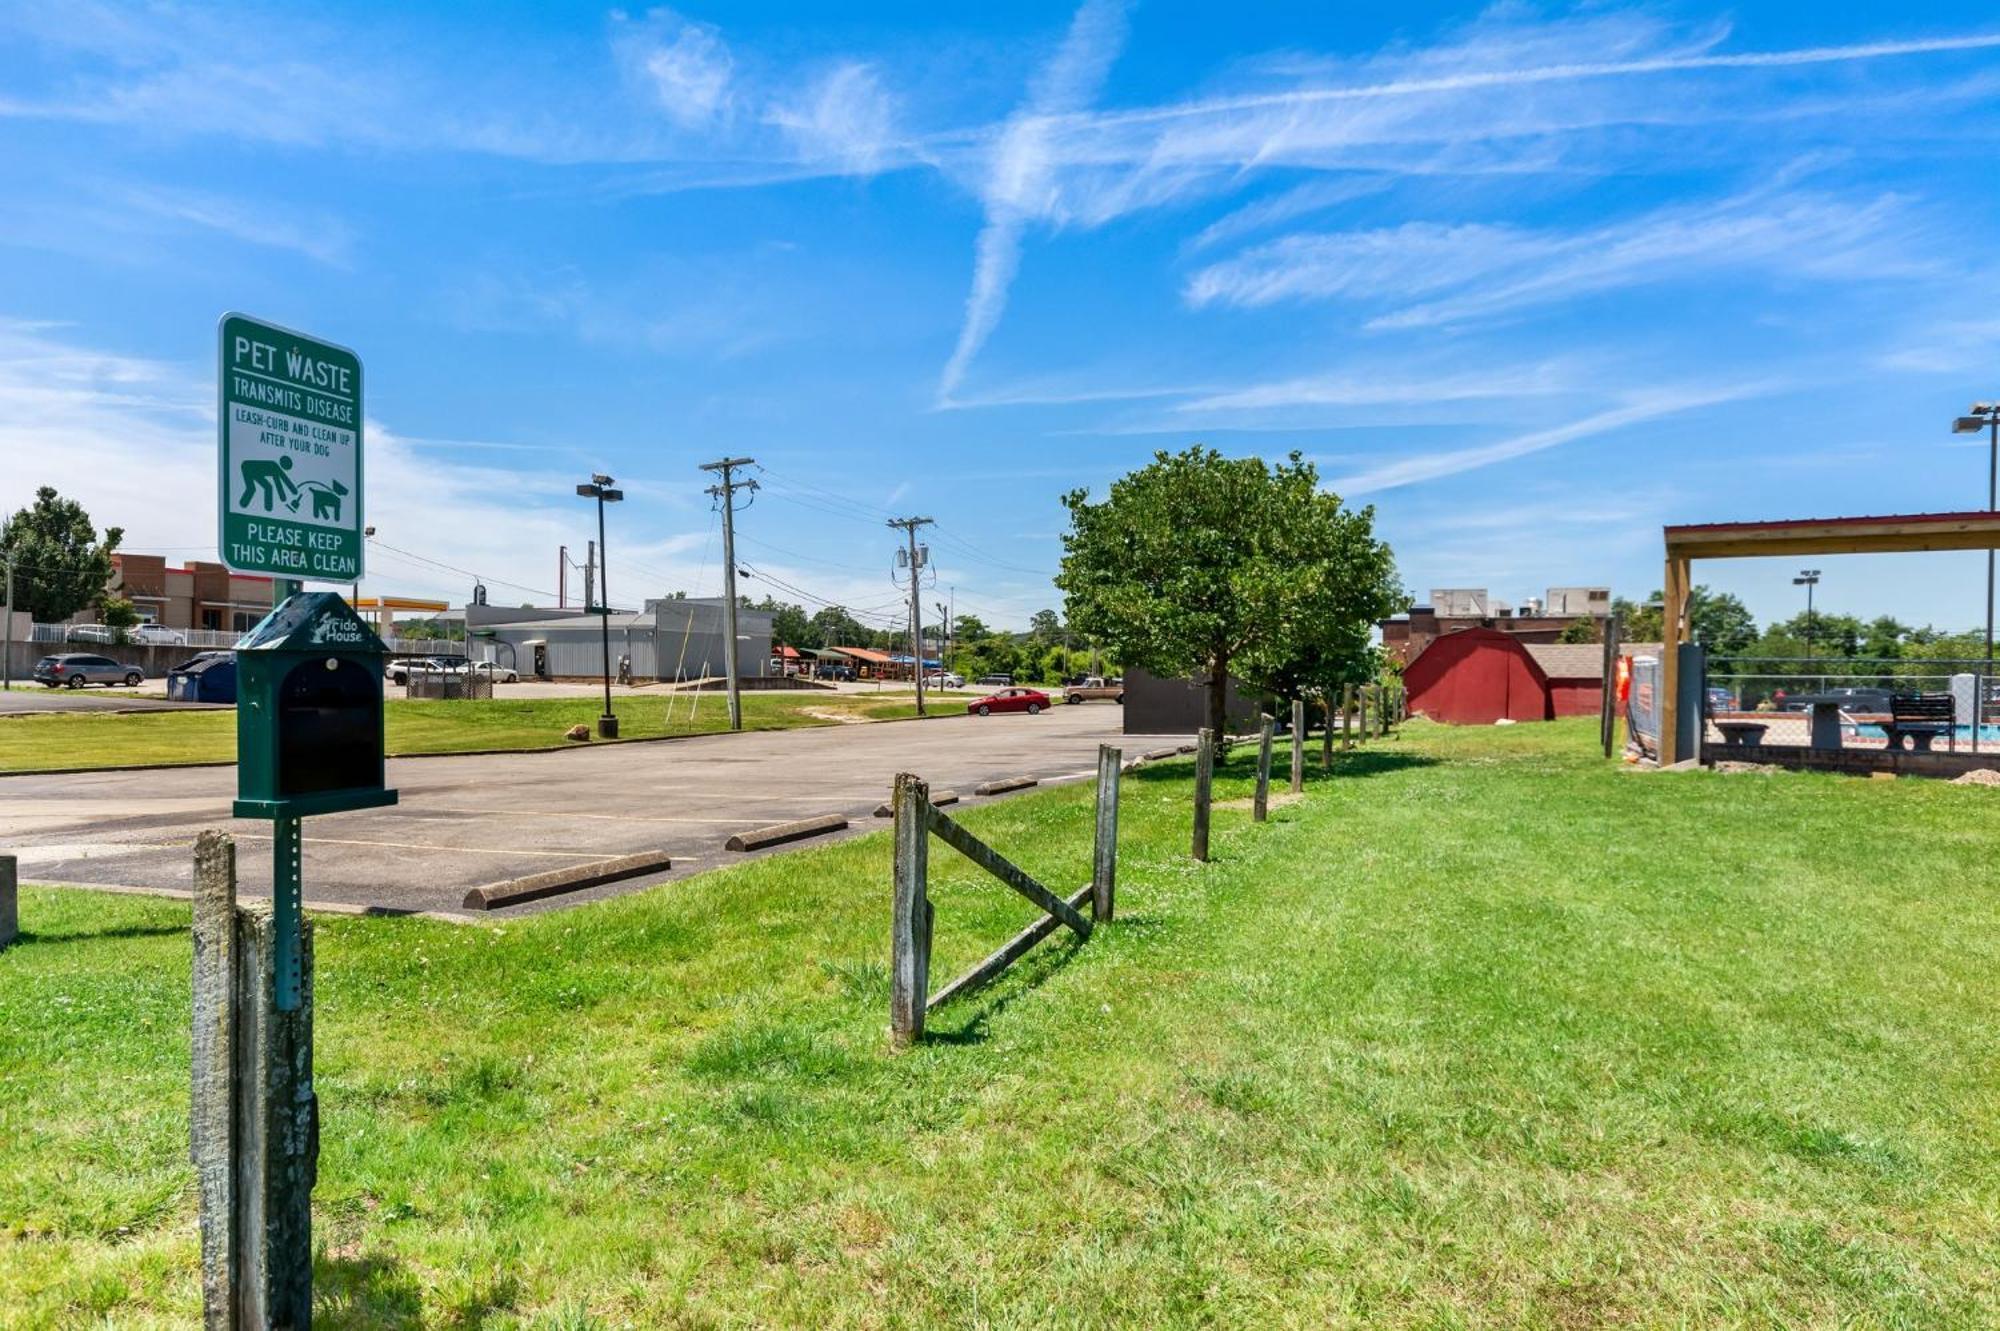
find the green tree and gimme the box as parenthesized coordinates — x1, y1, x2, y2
(1609, 586, 1754, 658)
(1774, 611, 1863, 658)
(1862, 616, 1910, 660)
(1558, 616, 1599, 644)
(1028, 608, 1062, 645)
(98, 595, 139, 645)
(1688, 586, 1757, 664)
(752, 596, 816, 649)
(951, 613, 989, 643)
(809, 605, 869, 648)
(1057, 446, 1403, 737)
(1612, 595, 1663, 643)
(0, 487, 124, 622)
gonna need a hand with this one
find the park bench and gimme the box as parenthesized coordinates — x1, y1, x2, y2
(1881, 693, 1956, 752)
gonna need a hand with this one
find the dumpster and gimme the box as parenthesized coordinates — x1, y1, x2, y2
(166, 652, 237, 703)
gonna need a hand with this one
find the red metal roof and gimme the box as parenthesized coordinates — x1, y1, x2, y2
(1664, 510, 1998, 536)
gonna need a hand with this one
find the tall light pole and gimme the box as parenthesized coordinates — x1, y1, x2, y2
(888, 516, 934, 716)
(351, 524, 375, 611)
(1793, 569, 1821, 659)
(1953, 403, 1999, 666)
(576, 475, 624, 737)
(699, 456, 757, 731)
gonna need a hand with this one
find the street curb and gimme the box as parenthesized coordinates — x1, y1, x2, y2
(462, 850, 674, 910)
(973, 775, 1039, 797)
(725, 814, 849, 852)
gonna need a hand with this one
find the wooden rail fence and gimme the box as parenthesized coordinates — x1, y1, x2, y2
(891, 744, 1121, 1046)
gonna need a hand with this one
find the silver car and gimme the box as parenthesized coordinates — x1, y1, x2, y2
(34, 653, 145, 688)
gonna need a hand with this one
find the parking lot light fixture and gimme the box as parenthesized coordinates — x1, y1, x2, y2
(1792, 569, 1821, 659)
(576, 476, 625, 737)
(1951, 403, 2000, 667)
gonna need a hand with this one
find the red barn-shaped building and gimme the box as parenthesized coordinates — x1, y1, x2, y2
(1404, 628, 1551, 724)
(1404, 630, 1662, 725)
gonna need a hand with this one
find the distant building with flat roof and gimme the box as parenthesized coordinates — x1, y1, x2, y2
(1381, 584, 1616, 666)
(466, 596, 771, 682)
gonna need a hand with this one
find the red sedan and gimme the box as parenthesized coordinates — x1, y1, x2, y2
(968, 687, 1049, 717)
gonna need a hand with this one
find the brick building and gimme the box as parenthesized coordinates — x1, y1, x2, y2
(1380, 585, 1611, 666)
(103, 553, 275, 634)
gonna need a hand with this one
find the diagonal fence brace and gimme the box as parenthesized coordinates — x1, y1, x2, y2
(926, 805, 1092, 941)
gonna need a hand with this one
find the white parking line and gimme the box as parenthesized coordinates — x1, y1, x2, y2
(398, 806, 804, 826)
(232, 832, 600, 859)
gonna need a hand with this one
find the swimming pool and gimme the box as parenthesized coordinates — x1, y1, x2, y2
(1850, 723, 2000, 745)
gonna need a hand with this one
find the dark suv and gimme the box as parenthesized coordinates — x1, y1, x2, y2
(34, 654, 144, 688)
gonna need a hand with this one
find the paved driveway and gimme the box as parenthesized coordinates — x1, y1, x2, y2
(0, 705, 1174, 917)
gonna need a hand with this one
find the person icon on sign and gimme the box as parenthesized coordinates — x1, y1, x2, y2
(239, 455, 302, 512)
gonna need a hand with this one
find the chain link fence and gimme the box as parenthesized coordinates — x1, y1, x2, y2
(1702, 656, 1997, 753)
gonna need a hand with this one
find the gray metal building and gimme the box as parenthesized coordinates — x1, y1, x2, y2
(465, 597, 773, 682)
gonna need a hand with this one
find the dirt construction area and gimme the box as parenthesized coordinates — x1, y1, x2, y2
(0, 705, 1171, 918)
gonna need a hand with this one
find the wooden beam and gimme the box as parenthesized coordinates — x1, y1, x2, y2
(927, 884, 1093, 1011)
(1661, 554, 1685, 766)
(927, 806, 1092, 940)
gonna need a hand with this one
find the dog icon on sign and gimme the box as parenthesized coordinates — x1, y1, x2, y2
(297, 479, 350, 522)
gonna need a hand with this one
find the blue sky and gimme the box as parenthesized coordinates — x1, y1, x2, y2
(4, 3, 2000, 636)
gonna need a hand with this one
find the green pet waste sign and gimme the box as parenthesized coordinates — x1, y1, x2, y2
(217, 312, 365, 580)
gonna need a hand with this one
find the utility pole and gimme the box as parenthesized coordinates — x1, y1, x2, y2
(888, 516, 934, 716)
(936, 598, 951, 679)
(583, 541, 595, 617)
(700, 456, 758, 731)
(3, 551, 13, 692)
(558, 545, 567, 609)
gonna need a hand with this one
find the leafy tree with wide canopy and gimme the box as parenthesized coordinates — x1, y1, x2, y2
(1, 487, 124, 623)
(809, 604, 870, 648)
(750, 596, 816, 650)
(1057, 446, 1403, 737)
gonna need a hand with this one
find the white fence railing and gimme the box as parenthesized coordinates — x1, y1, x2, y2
(25, 622, 463, 656)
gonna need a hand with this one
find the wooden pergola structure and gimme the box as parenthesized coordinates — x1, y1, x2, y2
(1660, 510, 2000, 765)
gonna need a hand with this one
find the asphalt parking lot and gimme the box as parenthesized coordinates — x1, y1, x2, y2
(1, 704, 1177, 918)
(0, 686, 226, 715)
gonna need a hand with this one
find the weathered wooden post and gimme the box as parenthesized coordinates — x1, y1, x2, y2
(0, 852, 15, 950)
(1290, 699, 1305, 794)
(1357, 686, 1368, 743)
(890, 772, 933, 1047)
(191, 830, 316, 1330)
(1092, 744, 1120, 922)
(1192, 727, 1215, 862)
(1321, 698, 1335, 769)
(1599, 611, 1622, 759)
(1253, 713, 1274, 822)
(1378, 685, 1391, 736)
(1342, 683, 1355, 751)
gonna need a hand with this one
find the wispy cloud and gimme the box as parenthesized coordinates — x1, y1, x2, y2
(114, 185, 354, 266)
(1186, 188, 1923, 327)
(936, 0, 1129, 404)
(1327, 384, 1772, 495)
(765, 61, 900, 173)
(617, 9, 735, 127)
(1185, 177, 1391, 253)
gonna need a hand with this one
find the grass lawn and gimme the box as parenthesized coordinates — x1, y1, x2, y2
(5, 719, 2000, 1326)
(0, 689, 957, 774)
